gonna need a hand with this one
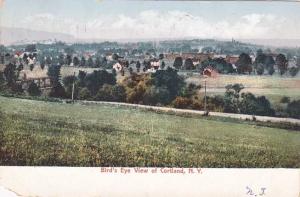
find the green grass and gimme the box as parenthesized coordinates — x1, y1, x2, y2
(186, 74, 300, 105)
(0, 96, 299, 167)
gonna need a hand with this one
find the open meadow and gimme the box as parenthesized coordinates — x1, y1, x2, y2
(0, 96, 299, 167)
(186, 74, 300, 105)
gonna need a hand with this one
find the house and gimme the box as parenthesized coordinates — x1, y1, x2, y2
(203, 66, 218, 77)
(112, 62, 123, 72)
(150, 59, 160, 70)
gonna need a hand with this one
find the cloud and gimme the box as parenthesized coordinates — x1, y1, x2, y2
(0, 0, 5, 7)
(19, 11, 300, 40)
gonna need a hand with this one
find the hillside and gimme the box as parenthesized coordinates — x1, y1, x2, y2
(0, 27, 75, 45)
(0, 96, 299, 167)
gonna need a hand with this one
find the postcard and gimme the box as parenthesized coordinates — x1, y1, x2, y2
(0, 0, 299, 196)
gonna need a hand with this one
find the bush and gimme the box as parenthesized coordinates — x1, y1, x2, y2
(143, 86, 171, 105)
(172, 97, 193, 109)
(78, 87, 91, 100)
(239, 93, 275, 116)
(267, 66, 275, 75)
(95, 84, 127, 102)
(286, 100, 300, 119)
(289, 67, 299, 77)
(49, 83, 66, 98)
(280, 96, 290, 104)
(206, 95, 225, 112)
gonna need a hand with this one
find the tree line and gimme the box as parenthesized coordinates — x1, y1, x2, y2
(0, 62, 299, 119)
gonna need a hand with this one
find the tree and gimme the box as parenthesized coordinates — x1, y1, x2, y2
(112, 68, 117, 77)
(265, 56, 275, 75)
(80, 57, 86, 67)
(17, 64, 24, 72)
(267, 66, 275, 75)
(47, 64, 61, 86)
(173, 57, 183, 69)
(286, 100, 300, 119)
(111, 85, 126, 102)
(143, 86, 171, 105)
(62, 75, 78, 98)
(239, 93, 274, 116)
(49, 82, 66, 98)
(280, 96, 290, 104)
(45, 56, 52, 66)
(0, 72, 6, 91)
(276, 54, 288, 75)
(87, 57, 94, 67)
(73, 56, 80, 67)
(58, 54, 65, 66)
(95, 57, 101, 68)
(254, 49, 266, 64)
(289, 67, 299, 77)
(129, 67, 133, 75)
(85, 70, 116, 95)
(254, 49, 266, 73)
(40, 60, 45, 70)
(22, 53, 29, 65)
(96, 84, 127, 102)
(159, 53, 164, 60)
(65, 55, 72, 66)
(224, 83, 244, 113)
(112, 53, 119, 61)
(151, 67, 185, 102)
(183, 58, 194, 70)
(3, 63, 17, 87)
(64, 47, 74, 55)
(29, 64, 34, 71)
(256, 63, 264, 75)
(143, 60, 151, 70)
(236, 53, 252, 74)
(25, 44, 36, 53)
(78, 70, 87, 87)
(180, 83, 201, 98)
(78, 87, 91, 100)
(136, 61, 141, 73)
(160, 61, 166, 70)
(27, 82, 41, 96)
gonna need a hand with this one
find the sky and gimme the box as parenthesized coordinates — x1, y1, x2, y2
(1, 0, 300, 40)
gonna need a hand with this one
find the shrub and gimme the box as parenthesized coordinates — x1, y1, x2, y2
(143, 86, 171, 105)
(289, 67, 299, 77)
(172, 97, 193, 109)
(49, 82, 66, 98)
(286, 100, 300, 119)
(78, 87, 91, 100)
(280, 96, 290, 104)
(239, 93, 275, 116)
(95, 84, 126, 102)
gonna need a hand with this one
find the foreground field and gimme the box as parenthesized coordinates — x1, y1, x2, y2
(0, 96, 299, 167)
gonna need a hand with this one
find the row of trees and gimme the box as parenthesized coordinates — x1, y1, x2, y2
(1, 61, 299, 118)
(172, 51, 300, 76)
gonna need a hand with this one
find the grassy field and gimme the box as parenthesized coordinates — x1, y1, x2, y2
(186, 74, 300, 105)
(0, 96, 299, 167)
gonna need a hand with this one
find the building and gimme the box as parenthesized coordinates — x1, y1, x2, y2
(225, 55, 239, 65)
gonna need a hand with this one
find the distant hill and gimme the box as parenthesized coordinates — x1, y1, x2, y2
(0, 27, 75, 45)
